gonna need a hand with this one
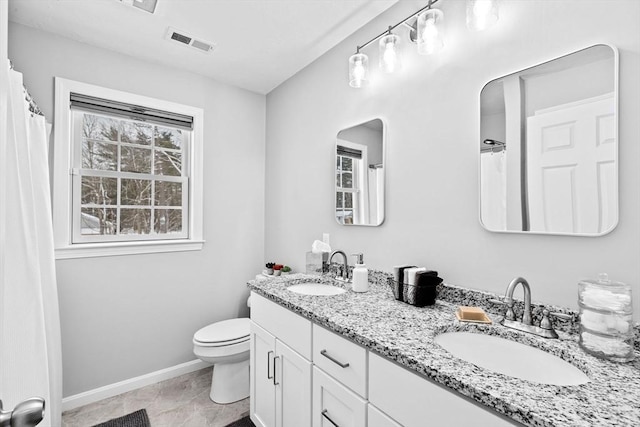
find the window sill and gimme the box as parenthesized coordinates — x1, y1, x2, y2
(55, 239, 205, 259)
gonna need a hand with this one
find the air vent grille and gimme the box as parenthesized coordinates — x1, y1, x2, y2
(166, 27, 215, 54)
(170, 32, 192, 45)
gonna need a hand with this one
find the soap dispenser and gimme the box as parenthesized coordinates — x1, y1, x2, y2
(351, 253, 368, 293)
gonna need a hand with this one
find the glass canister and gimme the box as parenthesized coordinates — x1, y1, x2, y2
(578, 273, 634, 362)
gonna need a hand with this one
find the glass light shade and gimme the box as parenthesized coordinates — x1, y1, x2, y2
(379, 33, 401, 74)
(466, 0, 499, 31)
(349, 53, 369, 88)
(417, 9, 444, 55)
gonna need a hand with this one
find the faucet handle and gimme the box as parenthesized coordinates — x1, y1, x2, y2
(540, 309, 573, 330)
(489, 298, 516, 321)
(549, 311, 573, 321)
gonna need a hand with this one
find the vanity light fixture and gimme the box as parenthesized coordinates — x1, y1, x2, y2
(417, 8, 445, 55)
(348, 0, 500, 88)
(379, 29, 401, 73)
(349, 50, 369, 88)
(466, 0, 499, 31)
(348, 0, 442, 88)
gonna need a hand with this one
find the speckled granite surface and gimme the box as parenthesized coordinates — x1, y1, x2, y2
(248, 272, 640, 427)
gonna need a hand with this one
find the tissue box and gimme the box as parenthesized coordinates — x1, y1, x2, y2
(306, 252, 328, 275)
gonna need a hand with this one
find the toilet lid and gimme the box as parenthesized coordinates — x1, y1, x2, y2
(194, 318, 250, 344)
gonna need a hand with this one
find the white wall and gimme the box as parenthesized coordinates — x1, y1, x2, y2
(265, 0, 640, 318)
(8, 22, 266, 397)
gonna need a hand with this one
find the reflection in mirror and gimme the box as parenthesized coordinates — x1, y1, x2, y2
(480, 45, 617, 235)
(336, 119, 385, 226)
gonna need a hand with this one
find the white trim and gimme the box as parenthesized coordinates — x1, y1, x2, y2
(53, 77, 205, 256)
(55, 239, 205, 259)
(61, 359, 210, 412)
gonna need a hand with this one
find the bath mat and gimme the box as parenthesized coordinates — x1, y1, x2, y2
(92, 409, 151, 427)
(223, 416, 255, 427)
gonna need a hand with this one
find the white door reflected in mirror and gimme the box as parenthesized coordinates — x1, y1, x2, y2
(479, 44, 618, 236)
(336, 119, 385, 226)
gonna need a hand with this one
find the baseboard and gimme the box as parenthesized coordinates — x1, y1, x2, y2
(62, 359, 210, 412)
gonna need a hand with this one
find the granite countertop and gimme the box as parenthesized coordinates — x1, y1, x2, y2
(247, 272, 640, 427)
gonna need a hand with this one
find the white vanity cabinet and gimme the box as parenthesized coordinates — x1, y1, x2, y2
(369, 353, 517, 427)
(250, 292, 519, 427)
(250, 293, 312, 427)
(313, 367, 367, 427)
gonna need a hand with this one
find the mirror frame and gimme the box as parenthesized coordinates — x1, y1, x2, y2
(478, 44, 619, 237)
(335, 117, 387, 227)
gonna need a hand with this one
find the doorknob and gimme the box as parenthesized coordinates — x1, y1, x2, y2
(0, 397, 45, 427)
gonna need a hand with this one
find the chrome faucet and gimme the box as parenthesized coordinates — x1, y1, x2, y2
(504, 277, 533, 325)
(491, 277, 571, 339)
(328, 250, 350, 281)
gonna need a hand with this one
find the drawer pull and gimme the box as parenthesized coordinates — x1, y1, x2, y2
(267, 351, 274, 380)
(273, 355, 280, 386)
(321, 409, 339, 427)
(320, 349, 350, 368)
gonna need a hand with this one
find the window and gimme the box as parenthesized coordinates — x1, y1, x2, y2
(335, 143, 366, 225)
(53, 78, 204, 258)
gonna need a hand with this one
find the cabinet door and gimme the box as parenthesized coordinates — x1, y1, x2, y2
(369, 353, 518, 427)
(313, 367, 366, 427)
(250, 321, 277, 427)
(275, 340, 312, 427)
(368, 405, 402, 427)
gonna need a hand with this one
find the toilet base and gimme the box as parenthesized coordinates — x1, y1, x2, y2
(210, 359, 250, 404)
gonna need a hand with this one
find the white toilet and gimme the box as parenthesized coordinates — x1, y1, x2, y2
(193, 317, 250, 404)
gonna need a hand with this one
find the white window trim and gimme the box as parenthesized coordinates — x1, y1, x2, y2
(336, 139, 369, 225)
(53, 77, 204, 259)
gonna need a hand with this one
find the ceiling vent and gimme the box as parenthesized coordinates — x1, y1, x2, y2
(165, 27, 216, 53)
(117, 0, 158, 14)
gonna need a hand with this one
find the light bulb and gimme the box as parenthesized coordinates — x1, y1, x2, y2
(417, 9, 444, 55)
(467, 0, 499, 31)
(349, 53, 369, 88)
(379, 33, 401, 74)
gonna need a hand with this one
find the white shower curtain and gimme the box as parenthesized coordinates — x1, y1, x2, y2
(0, 66, 62, 426)
(480, 151, 507, 231)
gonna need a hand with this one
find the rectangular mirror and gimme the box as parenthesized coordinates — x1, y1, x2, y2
(479, 44, 618, 236)
(336, 118, 385, 226)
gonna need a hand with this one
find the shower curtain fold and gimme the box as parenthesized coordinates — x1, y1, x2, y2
(1, 66, 62, 427)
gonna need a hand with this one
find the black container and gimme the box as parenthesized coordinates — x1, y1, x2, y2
(387, 278, 438, 307)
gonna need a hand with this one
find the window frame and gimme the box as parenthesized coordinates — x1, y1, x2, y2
(335, 139, 369, 225)
(53, 78, 204, 259)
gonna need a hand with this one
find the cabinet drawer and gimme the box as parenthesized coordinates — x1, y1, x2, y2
(313, 367, 366, 427)
(313, 324, 367, 397)
(368, 405, 401, 427)
(369, 353, 518, 427)
(251, 292, 312, 359)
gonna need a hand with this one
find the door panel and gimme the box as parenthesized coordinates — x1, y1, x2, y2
(275, 340, 311, 427)
(527, 94, 616, 233)
(250, 321, 276, 427)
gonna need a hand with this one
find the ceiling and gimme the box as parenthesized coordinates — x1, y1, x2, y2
(8, 0, 398, 94)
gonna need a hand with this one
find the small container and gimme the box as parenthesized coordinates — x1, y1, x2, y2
(578, 273, 634, 362)
(387, 278, 438, 307)
(351, 253, 368, 292)
(306, 251, 328, 275)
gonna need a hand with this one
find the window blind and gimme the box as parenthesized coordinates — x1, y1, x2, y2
(337, 145, 362, 159)
(70, 93, 194, 130)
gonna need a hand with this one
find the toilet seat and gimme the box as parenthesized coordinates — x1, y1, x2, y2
(193, 318, 249, 347)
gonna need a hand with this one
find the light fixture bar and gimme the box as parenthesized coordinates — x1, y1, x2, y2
(353, 0, 442, 54)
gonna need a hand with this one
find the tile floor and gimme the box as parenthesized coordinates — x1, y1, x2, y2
(62, 367, 249, 427)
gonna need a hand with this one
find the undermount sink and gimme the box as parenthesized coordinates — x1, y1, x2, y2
(287, 282, 346, 296)
(435, 331, 590, 386)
